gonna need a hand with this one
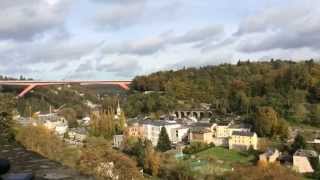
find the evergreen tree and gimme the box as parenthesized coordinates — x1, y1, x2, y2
(156, 127, 171, 152)
(0, 94, 16, 139)
(118, 111, 127, 133)
(291, 134, 306, 153)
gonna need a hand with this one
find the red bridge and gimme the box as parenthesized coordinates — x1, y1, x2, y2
(0, 80, 132, 98)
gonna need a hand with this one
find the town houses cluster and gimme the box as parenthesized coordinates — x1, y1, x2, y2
(14, 104, 320, 175)
(121, 114, 258, 151)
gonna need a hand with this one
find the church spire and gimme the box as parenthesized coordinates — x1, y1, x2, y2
(116, 100, 121, 116)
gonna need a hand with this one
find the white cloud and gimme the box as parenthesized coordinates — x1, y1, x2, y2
(102, 25, 224, 55)
(0, 0, 74, 41)
(235, 1, 320, 52)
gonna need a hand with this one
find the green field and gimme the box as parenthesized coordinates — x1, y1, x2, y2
(196, 147, 254, 163)
(182, 147, 255, 175)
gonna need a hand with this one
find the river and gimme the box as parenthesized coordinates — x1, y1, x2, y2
(0, 140, 94, 180)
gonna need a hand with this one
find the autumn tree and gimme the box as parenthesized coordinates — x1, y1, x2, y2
(89, 109, 115, 139)
(254, 106, 288, 138)
(143, 140, 160, 176)
(79, 137, 143, 180)
(59, 108, 78, 128)
(117, 111, 127, 134)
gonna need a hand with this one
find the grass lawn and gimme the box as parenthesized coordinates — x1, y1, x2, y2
(182, 147, 255, 175)
(195, 147, 254, 164)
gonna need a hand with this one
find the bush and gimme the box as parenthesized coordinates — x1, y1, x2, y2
(183, 142, 214, 154)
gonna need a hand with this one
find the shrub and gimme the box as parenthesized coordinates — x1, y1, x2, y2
(183, 142, 214, 154)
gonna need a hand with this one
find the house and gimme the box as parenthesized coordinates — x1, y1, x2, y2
(189, 122, 216, 144)
(171, 126, 190, 144)
(141, 120, 181, 146)
(229, 131, 258, 150)
(227, 123, 251, 137)
(67, 128, 87, 145)
(293, 149, 318, 173)
(215, 121, 233, 138)
(307, 138, 320, 144)
(213, 122, 230, 146)
(43, 117, 68, 136)
(189, 129, 214, 144)
(259, 148, 280, 163)
(79, 117, 91, 126)
(113, 135, 124, 148)
(125, 121, 144, 138)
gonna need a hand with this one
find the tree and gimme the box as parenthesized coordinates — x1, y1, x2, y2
(143, 140, 160, 176)
(59, 108, 78, 128)
(254, 106, 288, 138)
(254, 106, 278, 137)
(78, 137, 143, 180)
(118, 111, 127, 133)
(89, 109, 116, 139)
(291, 134, 306, 153)
(156, 127, 171, 152)
(309, 104, 320, 126)
(0, 94, 16, 139)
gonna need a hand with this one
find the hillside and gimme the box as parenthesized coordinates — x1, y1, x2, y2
(125, 60, 320, 127)
(1, 83, 105, 118)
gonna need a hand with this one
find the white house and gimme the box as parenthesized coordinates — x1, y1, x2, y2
(171, 126, 190, 144)
(43, 117, 68, 136)
(113, 135, 124, 148)
(67, 128, 87, 145)
(141, 120, 182, 146)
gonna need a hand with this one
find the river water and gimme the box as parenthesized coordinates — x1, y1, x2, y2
(0, 140, 93, 180)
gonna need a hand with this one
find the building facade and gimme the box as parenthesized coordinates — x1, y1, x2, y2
(142, 120, 182, 146)
(229, 131, 258, 150)
(125, 122, 144, 138)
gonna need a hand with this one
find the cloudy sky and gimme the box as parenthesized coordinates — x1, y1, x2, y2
(0, 0, 319, 80)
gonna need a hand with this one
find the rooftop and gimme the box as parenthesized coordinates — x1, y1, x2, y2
(232, 131, 255, 137)
(264, 148, 279, 156)
(191, 122, 214, 128)
(229, 123, 251, 129)
(216, 121, 232, 126)
(141, 120, 179, 126)
(294, 149, 318, 157)
(69, 128, 87, 135)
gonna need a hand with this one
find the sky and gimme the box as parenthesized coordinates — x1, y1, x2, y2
(0, 0, 319, 80)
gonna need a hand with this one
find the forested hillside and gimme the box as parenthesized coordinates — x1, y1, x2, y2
(0, 83, 101, 118)
(0, 75, 127, 123)
(126, 60, 320, 127)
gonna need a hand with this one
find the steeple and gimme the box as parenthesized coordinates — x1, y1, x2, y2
(116, 100, 121, 116)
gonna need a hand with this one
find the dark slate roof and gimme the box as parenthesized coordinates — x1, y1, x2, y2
(229, 123, 251, 129)
(191, 122, 213, 128)
(294, 149, 318, 157)
(140, 120, 178, 126)
(232, 131, 255, 137)
(216, 121, 231, 126)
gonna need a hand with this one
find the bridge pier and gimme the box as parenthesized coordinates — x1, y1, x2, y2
(174, 110, 213, 120)
(18, 84, 38, 98)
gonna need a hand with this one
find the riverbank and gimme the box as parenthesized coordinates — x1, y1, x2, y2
(0, 139, 93, 180)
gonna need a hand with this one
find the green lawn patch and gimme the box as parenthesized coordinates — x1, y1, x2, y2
(195, 147, 254, 164)
(182, 147, 255, 175)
